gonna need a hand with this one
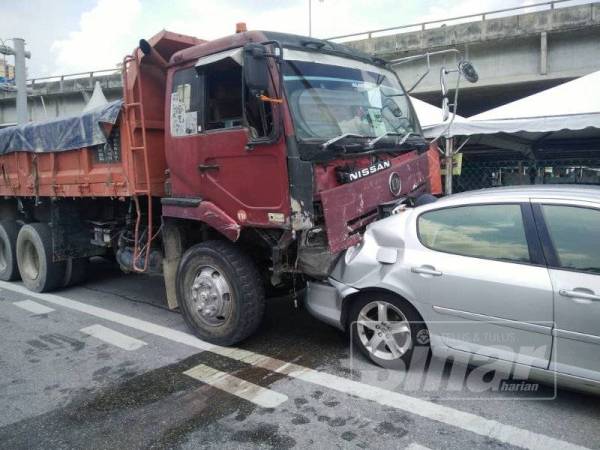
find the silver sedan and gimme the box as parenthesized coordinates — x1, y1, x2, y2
(305, 185, 600, 392)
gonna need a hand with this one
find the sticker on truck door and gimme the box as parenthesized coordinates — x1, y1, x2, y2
(171, 88, 199, 136)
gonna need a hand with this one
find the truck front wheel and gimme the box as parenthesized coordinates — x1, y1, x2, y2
(16, 223, 66, 293)
(176, 240, 265, 346)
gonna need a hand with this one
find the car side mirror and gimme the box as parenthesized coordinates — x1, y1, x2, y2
(243, 44, 270, 93)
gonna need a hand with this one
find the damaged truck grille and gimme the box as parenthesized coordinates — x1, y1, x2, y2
(320, 150, 437, 254)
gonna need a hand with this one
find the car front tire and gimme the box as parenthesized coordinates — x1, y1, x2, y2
(348, 292, 430, 369)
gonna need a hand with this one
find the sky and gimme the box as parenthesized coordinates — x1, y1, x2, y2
(1, 0, 552, 78)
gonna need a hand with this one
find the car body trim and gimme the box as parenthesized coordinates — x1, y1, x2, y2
(432, 305, 553, 335)
(552, 327, 600, 345)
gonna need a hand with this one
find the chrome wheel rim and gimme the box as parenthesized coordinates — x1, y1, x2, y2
(356, 301, 412, 361)
(190, 265, 232, 327)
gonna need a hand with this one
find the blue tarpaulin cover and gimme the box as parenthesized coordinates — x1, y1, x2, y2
(0, 100, 123, 154)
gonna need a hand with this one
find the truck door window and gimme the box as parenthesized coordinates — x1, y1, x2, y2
(204, 59, 243, 131)
(170, 67, 204, 137)
(198, 56, 273, 138)
(245, 84, 273, 139)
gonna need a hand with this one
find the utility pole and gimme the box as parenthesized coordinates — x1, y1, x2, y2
(0, 38, 31, 124)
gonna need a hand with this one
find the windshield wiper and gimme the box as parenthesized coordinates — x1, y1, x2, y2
(367, 131, 420, 149)
(321, 133, 370, 150)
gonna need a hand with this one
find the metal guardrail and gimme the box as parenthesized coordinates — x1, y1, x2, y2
(26, 68, 120, 89)
(327, 0, 594, 41)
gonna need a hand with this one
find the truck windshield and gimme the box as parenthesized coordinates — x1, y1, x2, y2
(282, 50, 420, 146)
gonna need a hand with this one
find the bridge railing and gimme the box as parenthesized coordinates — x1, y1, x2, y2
(327, 0, 591, 41)
(27, 68, 120, 91)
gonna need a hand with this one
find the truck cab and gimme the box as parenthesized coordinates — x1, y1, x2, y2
(159, 31, 441, 288)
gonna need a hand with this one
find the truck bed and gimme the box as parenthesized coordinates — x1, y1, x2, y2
(0, 100, 156, 198)
(0, 30, 203, 200)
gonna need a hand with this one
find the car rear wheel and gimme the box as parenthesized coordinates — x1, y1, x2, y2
(16, 223, 66, 293)
(0, 220, 21, 281)
(349, 293, 430, 369)
(176, 240, 265, 346)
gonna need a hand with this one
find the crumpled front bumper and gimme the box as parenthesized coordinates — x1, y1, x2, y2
(304, 278, 358, 330)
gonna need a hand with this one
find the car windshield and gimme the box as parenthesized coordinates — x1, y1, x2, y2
(281, 50, 420, 145)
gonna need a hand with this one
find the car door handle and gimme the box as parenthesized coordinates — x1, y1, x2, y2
(198, 163, 220, 172)
(559, 289, 600, 302)
(411, 266, 443, 277)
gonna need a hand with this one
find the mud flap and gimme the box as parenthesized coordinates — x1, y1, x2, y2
(162, 220, 184, 310)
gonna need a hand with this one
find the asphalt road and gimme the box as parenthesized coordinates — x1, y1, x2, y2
(0, 258, 599, 450)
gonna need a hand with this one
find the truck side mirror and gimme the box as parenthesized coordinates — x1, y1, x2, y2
(243, 44, 270, 93)
(459, 60, 479, 83)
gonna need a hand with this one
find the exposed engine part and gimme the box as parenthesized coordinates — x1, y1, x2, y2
(296, 227, 341, 279)
(377, 197, 409, 219)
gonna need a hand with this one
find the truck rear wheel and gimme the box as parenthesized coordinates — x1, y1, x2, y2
(0, 220, 21, 281)
(176, 240, 265, 346)
(63, 257, 89, 287)
(16, 223, 66, 293)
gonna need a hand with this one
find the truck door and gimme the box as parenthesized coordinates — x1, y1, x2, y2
(165, 50, 289, 228)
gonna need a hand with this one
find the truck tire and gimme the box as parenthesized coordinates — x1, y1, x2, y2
(0, 220, 21, 281)
(16, 223, 66, 293)
(63, 257, 89, 287)
(176, 240, 265, 346)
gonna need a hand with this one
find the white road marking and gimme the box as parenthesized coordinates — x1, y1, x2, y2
(80, 324, 146, 351)
(13, 300, 54, 315)
(406, 443, 433, 450)
(184, 364, 288, 408)
(0, 281, 589, 450)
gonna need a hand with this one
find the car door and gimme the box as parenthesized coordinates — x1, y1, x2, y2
(404, 202, 554, 368)
(532, 200, 600, 381)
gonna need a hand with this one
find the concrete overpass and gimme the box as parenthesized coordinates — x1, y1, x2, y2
(0, 69, 122, 127)
(336, 0, 600, 115)
(1, 0, 599, 125)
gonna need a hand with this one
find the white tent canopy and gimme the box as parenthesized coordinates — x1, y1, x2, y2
(424, 70, 600, 139)
(410, 96, 466, 133)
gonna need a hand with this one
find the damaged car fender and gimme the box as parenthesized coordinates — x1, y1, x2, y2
(306, 209, 429, 330)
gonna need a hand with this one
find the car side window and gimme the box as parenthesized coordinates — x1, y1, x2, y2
(418, 204, 530, 263)
(170, 67, 204, 137)
(541, 205, 600, 274)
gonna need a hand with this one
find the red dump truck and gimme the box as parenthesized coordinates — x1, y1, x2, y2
(0, 29, 441, 344)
